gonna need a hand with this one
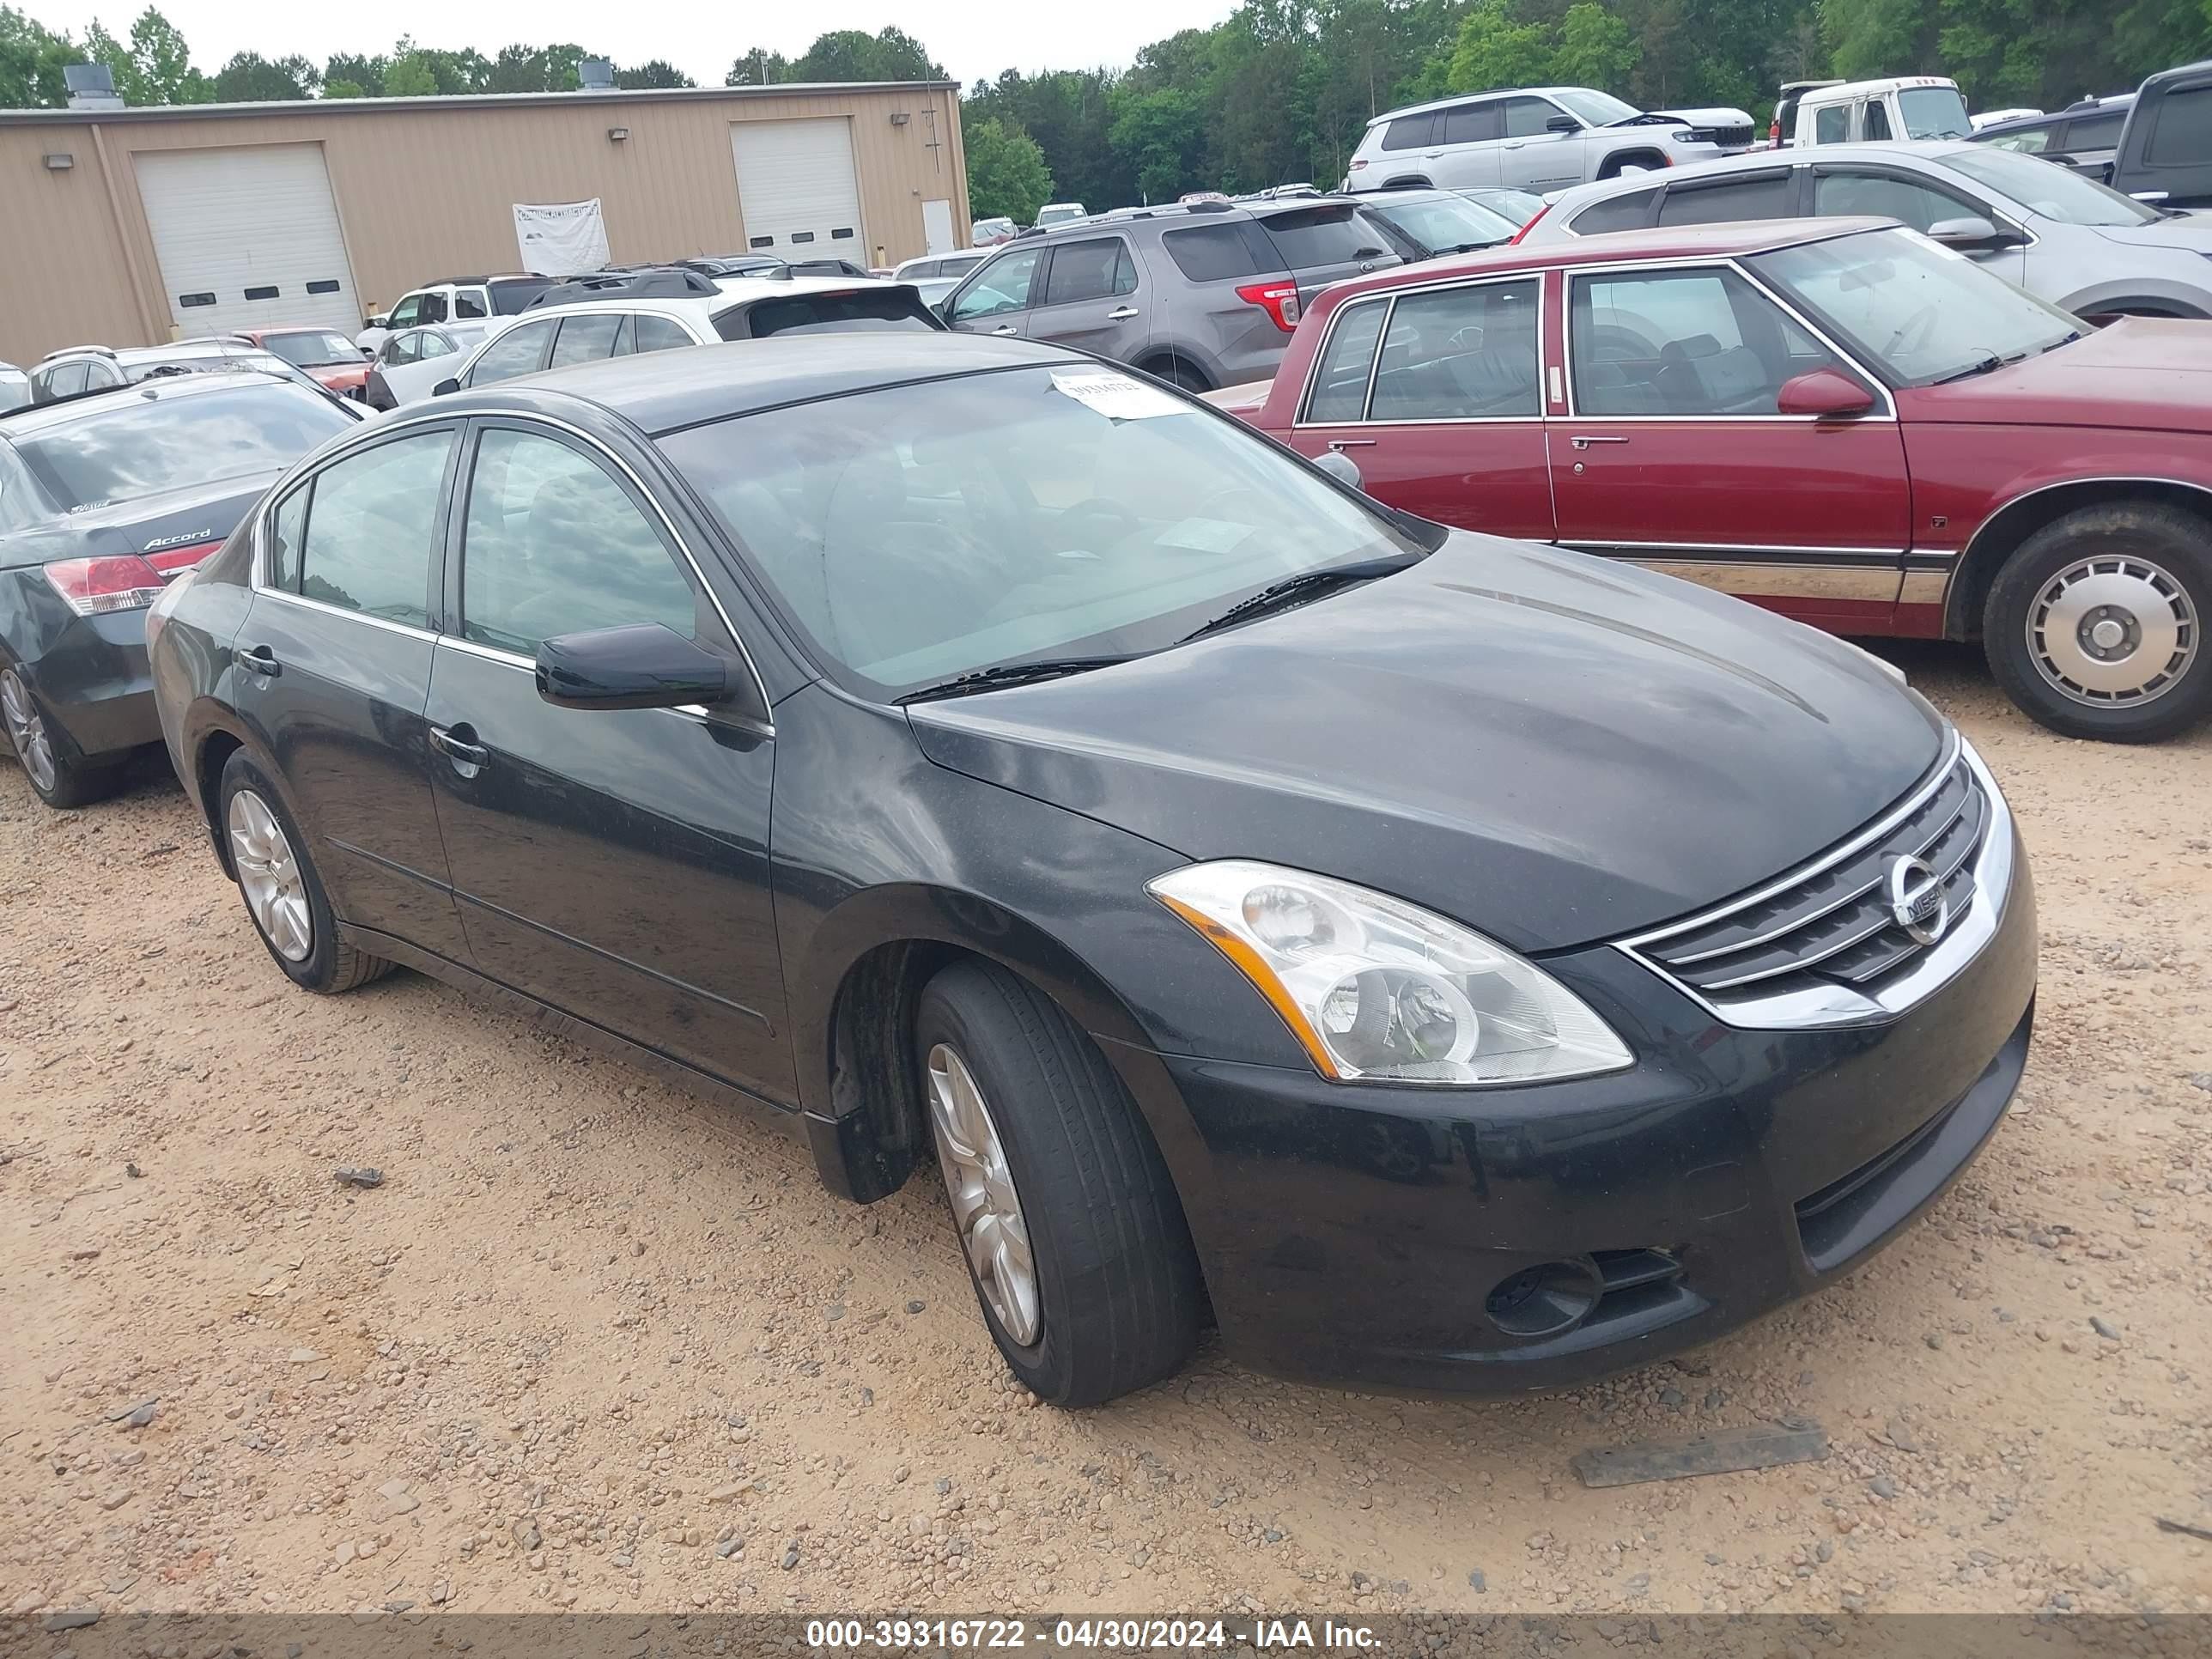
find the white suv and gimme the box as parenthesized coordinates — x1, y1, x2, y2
(356, 275, 556, 355)
(1345, 85, 1756, 193)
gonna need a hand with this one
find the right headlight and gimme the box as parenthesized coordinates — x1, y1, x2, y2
(1149, 860, 1633, 1087)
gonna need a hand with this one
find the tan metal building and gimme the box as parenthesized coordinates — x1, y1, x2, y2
(0, 81, 969, 365)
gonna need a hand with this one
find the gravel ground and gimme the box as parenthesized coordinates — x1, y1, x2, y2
(2, 641, 2209, 1625)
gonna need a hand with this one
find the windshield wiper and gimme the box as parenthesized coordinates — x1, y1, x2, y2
(1179, 552, 1424, 644)
(1929, 352, 2012, 385)
(2039, 330, 2085, 354)
(896, 654, 1133, 704)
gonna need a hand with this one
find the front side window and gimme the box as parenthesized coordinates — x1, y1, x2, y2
(15, 384, 352, 510)
(1042, 238, 1138, 306)
(459, 428, 702, 656)
(949, 247, 1044, 319)
(1861, 100, 1893, 141)
(386, 295, 424, 329)
(295, 431, 452, 627)
(1554, 88, 1638, 127)
(1749, 227, 2079, 387)
(1944, 148, 2159, 225)
(550, 312, 627, 368)
(40, 362, 89, 400)
(418, 331, 456, 361)
(1502, 97, 1562, 138)
(658, 364, 1431, 698)
(1899, 86, 1972, 140)
(384, 334, 421, 366)
(1370, 279, 1541, 420)
(420, 292, 450, 324)
(465, 320, 556, 387)
(1303, 300, 1389, 422)
(1657, 173, 1792, 226)
(1571, 265, 1844, 416)
(1811, 167, 1974, 232)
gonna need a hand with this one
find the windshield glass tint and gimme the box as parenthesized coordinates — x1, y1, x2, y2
(1374, 195, 1517, 250)
(1899, 87, 1972, 138)
(1555, 88, 1638, 126)
(1944, 147, 2161, 225)
(1749, 228, 2078, 386)
(264, 331, 360, 368)
(16, 384, 350, 510)
(659, 365, 1423, 696)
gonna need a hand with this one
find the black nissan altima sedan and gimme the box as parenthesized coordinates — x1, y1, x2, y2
(147, 335, 2036, 1406)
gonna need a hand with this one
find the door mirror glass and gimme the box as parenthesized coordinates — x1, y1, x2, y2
(1927, 215, 2002, 247)
(1314, 450, 1364, 489)
(535, 623, 731, 711)
(432, 377, 460, 397)
(365, 314, 387, 329)
(1776, 368, 1876, 418)
(1546, 114, 1580, 133)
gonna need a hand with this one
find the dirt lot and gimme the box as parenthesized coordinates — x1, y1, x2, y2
(3, 641, 2209, 1626)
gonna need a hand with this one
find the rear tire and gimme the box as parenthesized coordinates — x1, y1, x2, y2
(1983, 502, 2212, 742)
(1146, 356, 1212, 392)
(915, 961, 1201, 1407)
(218, 750, 395, 993)
(0, 666, 126, 810)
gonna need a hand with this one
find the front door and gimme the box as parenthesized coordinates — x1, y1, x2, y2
(944, 243, 1047, 340)
(234, 426, 471, 958)
(1498, 95, 1587, 191)
(422, 421, 793, 1103)
(1808, 164, 2028, 288)
(1285, 276, 1555, 540)
(1024, 234, 1148, 362)
(1551, 261, 1912, 633)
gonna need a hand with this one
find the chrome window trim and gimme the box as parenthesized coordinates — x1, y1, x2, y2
(251, 586, 441, 642)
(1293, 271, 1547, 428)
(1613, 732, 2024, 1031)
(252, 404, 775, 728)
(1559, 253, 1899, 422)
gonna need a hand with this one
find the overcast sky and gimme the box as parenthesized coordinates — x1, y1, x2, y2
(32, 0, 1235, 88)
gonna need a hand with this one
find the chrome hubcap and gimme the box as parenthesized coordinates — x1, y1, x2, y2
(1, 670, 56, 793)
(2028, 555, 2197, 706)
(926, 1043, 1040, 1346)
(228, 789, 313, 963)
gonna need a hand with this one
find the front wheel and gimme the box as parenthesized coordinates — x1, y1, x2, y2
(1, 666, 125, 809)
(1983, 502, 2211, 742)
(915, 961, 1201, 1407)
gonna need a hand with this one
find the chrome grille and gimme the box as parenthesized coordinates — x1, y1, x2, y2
(1632, 742, 1990, 1003)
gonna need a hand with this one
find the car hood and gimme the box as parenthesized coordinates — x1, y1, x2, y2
(1904, 318, 2212, 431)
(1634, 106, 1754, 128)
(907, 535, 1944, 952)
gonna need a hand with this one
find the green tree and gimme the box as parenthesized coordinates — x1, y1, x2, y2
(725, 46, 791, 86)
(212, 50, 319, 101)
(324, 50, 386, 95)
(616, 58, 693, 89)
(323, 76, 367, 99)
(965, 115, 1054, 224)
(1443, 0, 1555, 94)
(788, 27, 946, 82)
(1109, 84, 1207, 201)
(382, 51, 438, 95)
(0, 3, 76, 107)
(85, 6, 210, 105)
(1554, 2, 1639, 88)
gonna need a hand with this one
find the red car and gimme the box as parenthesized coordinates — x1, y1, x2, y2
(1222, 217, 2210, 742)
(231, 327, 372, 400)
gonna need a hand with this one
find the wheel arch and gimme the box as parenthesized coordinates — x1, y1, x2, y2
(1598, 148, 1668, 177)
(1377, 172, 1433, 190)
(1947, 476, 2212, 640)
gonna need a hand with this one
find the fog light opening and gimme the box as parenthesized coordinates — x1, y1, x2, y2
(1485, 1258, 1601, 1338)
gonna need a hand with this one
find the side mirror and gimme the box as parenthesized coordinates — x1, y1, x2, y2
(365, 314, 387, 329)
(536, 623, 734, 713)
(432, 377, 460, 397)
(1777, 368, 1876, 419)
(1927, 215, 2004, 248)
(1314, 449, 1364, 489)
(1546, 113, 1580, 133)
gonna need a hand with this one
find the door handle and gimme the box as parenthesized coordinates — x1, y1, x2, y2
(237, 644, 281, 678)
(428, 722, 488, 771)
(1106, 306, 1139, 320)
(1328, 438, 1377, 451)
(1569, 434, 1631, 449)
(990, 324, 1018, 337)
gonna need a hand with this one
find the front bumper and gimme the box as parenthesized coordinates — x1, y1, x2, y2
(18, 609, 159, 761)
(1133, 822, 2036, 1396)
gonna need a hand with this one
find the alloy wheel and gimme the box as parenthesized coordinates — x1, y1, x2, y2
(926, 1042, 1042, 1346)
(228, 788, 313, 963)
(2027, 554, 2198, 707)
(0, 670, 56, 793)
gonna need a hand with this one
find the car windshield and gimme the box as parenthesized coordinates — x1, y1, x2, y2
(1749, 227, 2080, 387)
(1899, 86, 1972, 139)
(14, 383, 352, 510)
(1371, 193, 1519, 251)
(1557, 88, 1639, 126)
(1943, 147, 2161, 226)
(262, 331, 360, 368)
(658, 363, 1431, 697)
(1036, 206, 1086, 226)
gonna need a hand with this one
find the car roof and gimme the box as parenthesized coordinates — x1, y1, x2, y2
(506, 273, 907, 325)
(1800, 76, 1960, 99)
(433, 332, 1082, 437)
(1557, 139, 1983, 205)
(0, 368, 289, 434)
(1368, 85, 1613, 125)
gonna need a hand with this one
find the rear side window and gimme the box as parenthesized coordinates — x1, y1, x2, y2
(1042, 238, 1138, 306)
(454, 290, 488, 319)
(295, 431, 453, 627)
(550, 312, 627, 368)
(15, 385, 351, 510)
(1571, 186, 1660, 233)
(2063, 111, 2124, 149)
(738, 289, 943, 339)
(1303, 300, 1389, 422)
(2147, 85, 2212, 163)
(1657, 173, 1792, 226)
(1442, 102, 1500, 145)
(266, 482, 309, 590)
(1161, 222, 1269, 283)
(1982, 125, 2051, 154)
(1814, 105, 1848, 143)
(1257, 207, 1371, 270)
(1380, 112, 1437, 151)
(632, 314, 694, 354)
(465, 319, 556, 386)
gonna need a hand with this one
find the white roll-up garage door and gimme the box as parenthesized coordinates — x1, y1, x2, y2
(134, 144, 362, 337)
(729, 118, 866, 258)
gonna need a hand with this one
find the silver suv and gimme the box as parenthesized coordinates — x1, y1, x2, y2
(939, 200, 1400, 391)
(1344, 85, 1755, 194)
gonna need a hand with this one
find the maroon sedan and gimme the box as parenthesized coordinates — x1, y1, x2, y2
(233, 327, 372, 400)
(1223, 217, 2210, 742)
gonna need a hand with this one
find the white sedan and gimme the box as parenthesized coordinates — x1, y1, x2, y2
(362, 322, 501, 410)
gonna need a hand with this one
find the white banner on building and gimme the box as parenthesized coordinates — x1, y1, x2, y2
(513, 198, 611, 276)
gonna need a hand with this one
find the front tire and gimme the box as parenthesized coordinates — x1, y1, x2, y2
(915, 962, 1201, 1407)
(1, 666, 125, 810)
(218, 750, 394, 993)
(1983, 502, 2211, 742)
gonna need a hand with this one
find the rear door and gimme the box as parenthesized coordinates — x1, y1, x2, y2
(1023, 234, 1147, 362)
(1432, 100, 1505, 188)
(1285, 276, 1553, 540)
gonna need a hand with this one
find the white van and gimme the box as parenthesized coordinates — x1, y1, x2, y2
(1793, 76, 1973, 146)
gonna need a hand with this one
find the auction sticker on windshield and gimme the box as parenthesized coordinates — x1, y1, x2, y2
(1050, 368, 1187, 421)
